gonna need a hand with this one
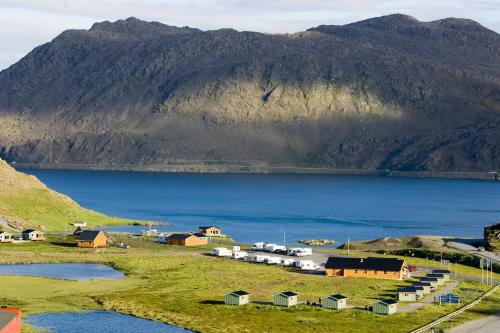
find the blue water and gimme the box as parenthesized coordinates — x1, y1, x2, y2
(0, 263, 123, 280)
(21, 169, 500, 245)
(26, 311, 191, 332)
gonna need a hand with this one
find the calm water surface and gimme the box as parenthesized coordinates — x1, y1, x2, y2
(0, 263, 123, 280)
(22, 169, 500, 245)
(26, 311, 191, 332)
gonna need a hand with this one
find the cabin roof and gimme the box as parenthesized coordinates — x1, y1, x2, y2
(420, 277, 438, 282)
(427, 273, 444, 278)
(229, 290, 249, 297)
(413, 282, 431, 287)
(278, 291, 298, 297)
(0, 311, 17, 329)
(77, 230, 105, 241)
(397, 287, 417, 293)
(325, 256, 404, 271)
(327, 294, 347, 300)
(22, 229, 38, 234)
(432, 269, 450, 274)
(379, 299, 398, 305)
(199, 225, 220, 229)
(0, 231, 11, 235)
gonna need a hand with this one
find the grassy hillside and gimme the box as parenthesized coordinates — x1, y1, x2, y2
(0, 159, 141, 231)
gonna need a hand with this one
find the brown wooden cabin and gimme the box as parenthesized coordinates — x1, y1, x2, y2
(166, 233, 208, 246)
(76, 230, 108, 248)
(198, 225, 221, 236)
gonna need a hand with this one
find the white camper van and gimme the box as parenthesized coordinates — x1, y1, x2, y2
(251, 242, 265, 251)
(265, 256, 282, 265)
(211, 247, 232, 257)
(296, 260, 318, 271)
(231, 251, 248, 260)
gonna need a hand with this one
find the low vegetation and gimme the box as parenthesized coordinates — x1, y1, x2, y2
(0, 235, 498, 333)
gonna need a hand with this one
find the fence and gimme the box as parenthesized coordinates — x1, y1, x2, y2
(409, 284, 499, 333)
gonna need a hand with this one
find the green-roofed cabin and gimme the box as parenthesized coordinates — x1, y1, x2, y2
(320, 294, 347, 310)
(373, 299, 398, 315)
(273, 291, 298, 307)
(224, 290, 250, 306)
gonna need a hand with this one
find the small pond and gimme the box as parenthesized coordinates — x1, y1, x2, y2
(0, 263, 123, 280)
(26, 311, 191, 332)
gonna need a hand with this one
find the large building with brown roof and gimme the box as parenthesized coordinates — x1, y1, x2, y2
(166, 233, 208, 246)
(325, 257, 407, 280)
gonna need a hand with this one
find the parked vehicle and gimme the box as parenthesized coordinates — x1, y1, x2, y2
(264, 243, 278, 252)
(407, 265, 417, 272)
(282, 258, 296, 267)
(117, 242, 130, 249)
(231, 251, 248, 260)
(232, 246, 241, 252)
(251, 242, 265, 251)
(296, 260, 318, 271)
(266, 256, 282, 265)
(288, 248, 313, 256)
(274, 249, 288, 255)
(254, 255, 271, 263)
(211, 247, 232, 257)
(271, 245, 287, 253)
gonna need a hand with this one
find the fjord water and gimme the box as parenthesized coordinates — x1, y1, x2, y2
(23, 169, 500, 245)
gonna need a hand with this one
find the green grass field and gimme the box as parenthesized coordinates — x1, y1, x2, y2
(0, 235, 498, 333)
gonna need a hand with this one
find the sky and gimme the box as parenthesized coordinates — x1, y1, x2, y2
(1, 0, 499, 70)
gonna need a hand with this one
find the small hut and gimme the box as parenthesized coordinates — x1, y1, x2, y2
(426, 273, 445, 285)
(420, 277, 439, 288)
(21, 229, 44, 241)
(273, 291, 298, 307)
(413, 282, 432, 294)
(76, 230, 108, 248)
(373, 299, 398, 315)
(320, 294, 348, 310)
(397, 287, 419, 302)
(432, 269, 450, 281)
(0, 231, 13, 243)
(224, 290, 250, 306)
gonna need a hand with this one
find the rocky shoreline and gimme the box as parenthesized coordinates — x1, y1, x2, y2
(11, 162, 499, 181)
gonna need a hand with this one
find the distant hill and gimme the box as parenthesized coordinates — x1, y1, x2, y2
(0, 159, 137, 231)
(0, 14, 499, 172)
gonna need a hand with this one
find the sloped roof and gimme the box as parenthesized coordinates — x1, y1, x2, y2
(427, 273, 444, 278)
(278, 291, 298, 297)
(199, 225, 220, 229)
(397, 287, 417, 293)
(22, 229, 37, 233)
(325, 257, 404, 271)
(327, 294, 347, 300)
(432, 269, 450, 274)
(420, 277, 438, 282)
(229, 290, 249, 297)
(0, 311, 17, 330)
(77, 230, 105, 241)
(167, 233, 197, 240)
(413, 282, 431, 287)
(379, 299, 398, 305)
(0, 231, 11, 235)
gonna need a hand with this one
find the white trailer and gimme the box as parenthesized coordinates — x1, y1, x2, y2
(264, 243, 278, 252)
(266, 256, 282, 265)
(296, 260, 318, 271)
(270, 245, 287, 253)
(293, 248, 313, 257)
(251, 242, 265, 251)
(232, 246, 241, 252)
(211, 247, 232, 257)
(254, 255, 271, 263)
(282, 258, 296, 267)
(231, 251, 248, 260)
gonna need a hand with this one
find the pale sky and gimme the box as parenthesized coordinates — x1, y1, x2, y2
(1, 0, 499, 70)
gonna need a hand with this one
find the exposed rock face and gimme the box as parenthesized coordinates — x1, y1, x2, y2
(0, 15, 499, 171)
(484, 223, 500, 252)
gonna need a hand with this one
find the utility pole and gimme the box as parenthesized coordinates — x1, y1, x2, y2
(480, 258, 484, 284)
(347, 236, 350, 255)
(283, 229, 286, 247)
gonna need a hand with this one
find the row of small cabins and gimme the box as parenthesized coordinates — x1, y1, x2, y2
(0, 229, 45, 242)
(397, 269, 451, 302)
(224, 291, 398, 315)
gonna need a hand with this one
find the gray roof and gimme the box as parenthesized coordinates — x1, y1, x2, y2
(327, 294, 347, 300)
(397, 287, 417, 293)
(379, 299, 398, 305)
(0, 311, 17, 330)
(279, 291, 298, 297)
(432, 269, 450, 274)
(77, 230, 105, 241)
(413, 282, 431, 287)
(325, 257, 404, 271)
(229, 290, 249, 297)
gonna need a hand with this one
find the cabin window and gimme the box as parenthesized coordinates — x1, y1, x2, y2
(354, 270, 358, 273)
(384, 271, 387, 274)
(374, 270, 378, 274)
(364, 270, 368, 274)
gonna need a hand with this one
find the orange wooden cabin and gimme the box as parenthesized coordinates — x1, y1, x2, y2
(325, 257, 407, 280)
(0, 307, 21, 333)
(76, 230, 108, 248)
(198, 226, 221, 236)
(166, 233, 208, 246)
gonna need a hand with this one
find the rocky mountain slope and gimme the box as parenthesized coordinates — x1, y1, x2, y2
(0, 14, 498, 171)
(0, 158, 136, 230)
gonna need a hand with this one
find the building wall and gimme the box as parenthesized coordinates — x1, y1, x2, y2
(184, 237, 208, 246)
(326, 268, 404, 280)
(77, 233, 107, 248)
(398, 292, 417, 302)
(273, 295, 297, 307)
(321, 297, 346, 310)
(0, 308, 21, 333)
(203, 227, 221, 235)
(373, 303, 397, 315)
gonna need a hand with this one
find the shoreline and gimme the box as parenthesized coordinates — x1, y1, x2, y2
(11, 162, 499, 181)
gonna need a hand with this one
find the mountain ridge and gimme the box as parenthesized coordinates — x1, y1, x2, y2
(0, 15, 498, 172)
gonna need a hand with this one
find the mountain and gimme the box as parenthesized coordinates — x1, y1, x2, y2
(0, 158, 137, 230)
(0, 14, 499, 172)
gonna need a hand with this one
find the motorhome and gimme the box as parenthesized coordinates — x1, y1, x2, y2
(266, 257, 282, 265)
(296, 260, 318, 271)
(211, 247, 232, 257)
(294, 248, 313, 256)
(282, 258, 296, 267)
(231, 251, 248, 260)
(251, 242, 265, 251)
(264, 243, 278, 252)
